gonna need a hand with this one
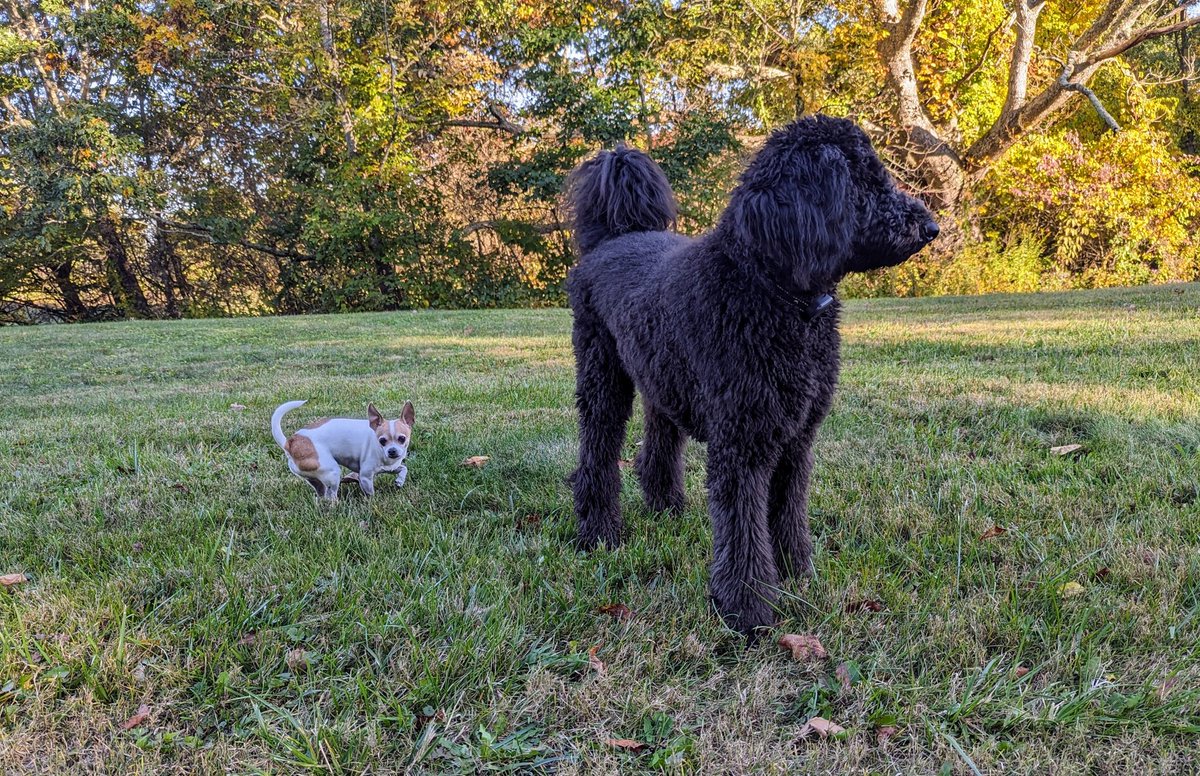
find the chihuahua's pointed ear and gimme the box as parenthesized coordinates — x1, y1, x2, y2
(401, 401, 415, 426)
(367, 403, 384, 430)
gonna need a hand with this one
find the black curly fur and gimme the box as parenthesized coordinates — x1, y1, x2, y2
(564, 115, 939, 636)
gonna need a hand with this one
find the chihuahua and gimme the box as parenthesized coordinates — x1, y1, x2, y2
(271, 400, 413, 501)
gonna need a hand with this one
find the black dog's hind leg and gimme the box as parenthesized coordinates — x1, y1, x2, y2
(768, 426, 819, 580)
(706, 442, 781, 636)
(635, 401, 686, 514)
(572, 314, 634, 550)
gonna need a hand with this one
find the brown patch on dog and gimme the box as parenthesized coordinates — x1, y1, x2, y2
(302, 417, 330, 430)
(285, 434, 321, 471)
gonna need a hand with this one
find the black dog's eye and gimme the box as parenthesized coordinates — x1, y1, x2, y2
(397, 436, 406, 444)
(379, 438, 387, 446)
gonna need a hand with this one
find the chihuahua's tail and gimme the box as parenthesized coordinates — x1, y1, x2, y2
(271, 400, 307, 450)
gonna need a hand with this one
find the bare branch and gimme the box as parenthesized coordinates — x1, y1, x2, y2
(443, 104, 525, 135)
(1059, 66, 1122, 130)
(459, 220, 562, 237)
(1002, 0, 1047, 116)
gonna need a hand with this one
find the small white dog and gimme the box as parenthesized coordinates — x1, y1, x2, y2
(271, 400, 413, 501)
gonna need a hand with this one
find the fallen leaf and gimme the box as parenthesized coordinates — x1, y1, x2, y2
(1015, 665, 1030, 679)
(120, 704, 151, 731)
(1060, 581, 1086, 599)
(132, 661, 148, 682)
(778, 633, 828, 662)
(1050, 444, 1083, 456)
(618, 459, 633, 470)
(876, 725, 899, 745)
(797, 716, 845, 741)
(516, 513, 542, 530)
(416, 707, 446, 727)
(1, 573, 28, 588)
(170, 483, 190, 494)
(131, 542, 145, 553)
(1094, 567, 1111, 582)
(979, 525, 1007, 540)
(461, 455, 490, 468)
(238, 632, 257, 646)
(587, 645, 606, 677)
(597, 603, 634, 621)
(845, 599, 885, 613)
(605, 738, 647, 752)
(463, 326, 475, 336)
(229, 403, 247, 411)
(835, 662, 853, 691)
(285, 648, 308, 672)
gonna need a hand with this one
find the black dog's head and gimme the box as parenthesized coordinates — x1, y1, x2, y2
(723, 115, 939, 289)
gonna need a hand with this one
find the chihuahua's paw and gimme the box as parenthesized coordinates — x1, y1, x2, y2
(394, 466, 408, 488)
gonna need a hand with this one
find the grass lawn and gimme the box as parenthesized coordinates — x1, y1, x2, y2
(1, 284, 1199, 774)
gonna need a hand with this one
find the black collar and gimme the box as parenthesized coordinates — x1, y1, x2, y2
(802, 293, 835, 321)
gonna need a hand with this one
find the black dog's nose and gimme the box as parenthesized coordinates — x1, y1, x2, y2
(921, 221, 940, 242)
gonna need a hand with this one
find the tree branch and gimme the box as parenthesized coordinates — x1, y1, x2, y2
(1002, 0, 1048, 116)
(443, 104, 525, 135)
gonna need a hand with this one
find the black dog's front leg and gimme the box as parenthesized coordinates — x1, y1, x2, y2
(572, 315, 634, 550)
(768, 427, 819, 579)
(706, 443, 781, 636)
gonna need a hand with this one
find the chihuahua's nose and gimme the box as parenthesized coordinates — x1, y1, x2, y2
(387, 448, 400, 459)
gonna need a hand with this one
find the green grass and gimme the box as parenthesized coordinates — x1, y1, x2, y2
(1, 284, 1199, 774)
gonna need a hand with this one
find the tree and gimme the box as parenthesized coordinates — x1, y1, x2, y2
(874, 0, 1200, 209)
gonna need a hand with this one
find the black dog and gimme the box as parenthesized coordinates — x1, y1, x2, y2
(564, 115, 939, 635)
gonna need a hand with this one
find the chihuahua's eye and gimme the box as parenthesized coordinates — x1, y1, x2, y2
(379, 438, 387, 446)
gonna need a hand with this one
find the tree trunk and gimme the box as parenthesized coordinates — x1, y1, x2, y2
(147, 225, 182, 318)
(95, 215, 152, 318)
(52, 259, 87, 321)
(875, 0, 968, 211)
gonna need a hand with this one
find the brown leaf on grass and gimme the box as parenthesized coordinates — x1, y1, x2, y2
(605, 738, 648, 752)
(120, 704, 151, 731)
(876, 725, 899, 745)
(286, 648, 308, 672)
(1060, 581, 1086, 599)
(778, 634, 828, 662)
(588, 645, 606, 677)
(171, 483, 190, 494)
(796, 717, 845, 741)
(238, 632, 257, 646)
(617, 459, 633, 470)
(229, 403, 247, 411)
(416, 707, 446, 728)
(1050, 444, 1083, 456)
(597, 603, 634, 621)
(1, 573, 28, 588)
(1094, 567, 1111, 582)
(979, 525, 1007, 540)
(131, 542, 145, 554)
(1015, 665, 1030, 679)
(835, 662, 853, 691)
(845, 599, 885, 613)
(516, 512, 542, 530)
(461, 455, 490, 468)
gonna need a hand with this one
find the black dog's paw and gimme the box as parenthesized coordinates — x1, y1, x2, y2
(709, 590, 779, 639)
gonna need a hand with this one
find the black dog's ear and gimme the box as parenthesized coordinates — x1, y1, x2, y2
(726, 144, 854, 287)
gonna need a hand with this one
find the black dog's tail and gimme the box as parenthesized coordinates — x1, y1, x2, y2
(564, 144, 677, 256)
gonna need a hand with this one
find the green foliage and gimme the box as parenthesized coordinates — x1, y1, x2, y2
(984, 127, 1200, 287)
(2, 0, 1199, 320)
